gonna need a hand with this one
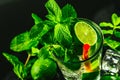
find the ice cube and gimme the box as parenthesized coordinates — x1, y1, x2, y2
(101, 49, 120, 75)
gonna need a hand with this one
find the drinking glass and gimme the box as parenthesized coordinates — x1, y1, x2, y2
(55, 18, 103, 80)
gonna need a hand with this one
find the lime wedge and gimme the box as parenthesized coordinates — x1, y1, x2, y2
(74, 21, 97, 46)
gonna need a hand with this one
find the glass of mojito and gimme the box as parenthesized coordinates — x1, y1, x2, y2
(54, 18, 103, 80)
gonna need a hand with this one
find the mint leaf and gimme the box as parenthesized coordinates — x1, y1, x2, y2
(38, 20, 56, 45)
(114, 30, 120, 38)
(112, 13, 120, 26)
(99, 22, 113, 28)
(62, 4, 77, 20)
(13, 63, 27, 80)
(45, 0, 62, 23)
(43, 20, 56, 27)
(38, 45, 50, 58)
(30, 23, 51, 40)
(99, 13, 120, 51)
(115, 26, 120, 29)
(54, 23, 72, 47)
(10, 31, 39, 52)
(3, 53, 22, 66)
(104, 37, 120, 50)
(52, 44, 65, 58)
(32, 13, 42, 24)
(3, 53, 27, 79)
(102, 30, 113, 35)
(31, 47, 40, 56)
(40, 31, 54, 45)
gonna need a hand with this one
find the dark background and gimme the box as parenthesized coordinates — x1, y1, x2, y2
(0, 0, 119, 79)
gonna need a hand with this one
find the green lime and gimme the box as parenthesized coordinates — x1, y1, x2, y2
(74, 21, 97, 46)
(31, 58, 57, 80)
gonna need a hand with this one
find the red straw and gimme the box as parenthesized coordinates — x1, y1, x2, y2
(82, 43, 92, 72)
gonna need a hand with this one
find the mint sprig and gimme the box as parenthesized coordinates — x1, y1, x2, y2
(2, 0, 78, 80)
(99, 13, 120, 50)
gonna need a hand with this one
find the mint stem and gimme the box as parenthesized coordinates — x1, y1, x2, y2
(24, 54, 31, 66)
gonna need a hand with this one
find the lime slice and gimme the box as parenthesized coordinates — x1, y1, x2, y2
(74, 21, 97, 46)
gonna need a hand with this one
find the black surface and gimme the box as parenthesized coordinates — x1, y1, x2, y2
(0, 0, 119, 79)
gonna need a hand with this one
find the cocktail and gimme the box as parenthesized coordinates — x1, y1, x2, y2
(54, 18, 103, 80)
(2, 0, 104, 79)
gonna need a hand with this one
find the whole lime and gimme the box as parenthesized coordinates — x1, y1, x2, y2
(31, 58, 57, 80)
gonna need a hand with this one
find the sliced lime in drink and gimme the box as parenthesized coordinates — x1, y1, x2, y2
(74, 21, 97, 46)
